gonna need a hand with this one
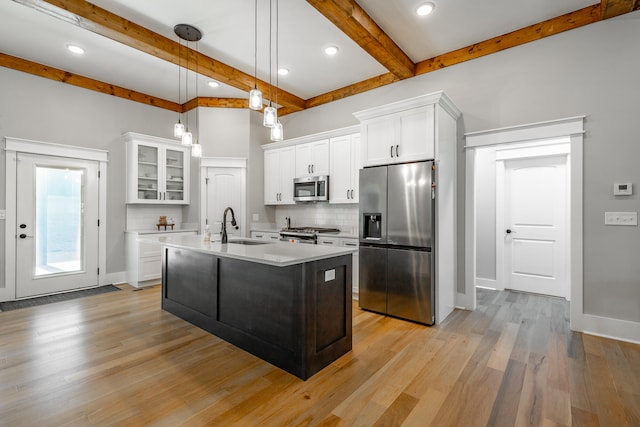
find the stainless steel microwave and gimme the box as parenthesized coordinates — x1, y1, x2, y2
(293, 175, 329, 202)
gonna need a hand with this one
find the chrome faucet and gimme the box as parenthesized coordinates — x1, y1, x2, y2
(221, 207, 237, 244)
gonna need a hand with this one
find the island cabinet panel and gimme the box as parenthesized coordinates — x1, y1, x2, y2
(163, 248, 217, 324)
(161, 247, 352, 380)
(217, 258, 303, 353)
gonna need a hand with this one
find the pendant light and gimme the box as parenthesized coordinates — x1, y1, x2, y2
(249, 0, 263, 110)
(263, 0, 277, 128)
(174, 24, 202, 147)
(270, 0, 283, 141)
(191, 40, 202, 158)
(173, 38, 185, 138)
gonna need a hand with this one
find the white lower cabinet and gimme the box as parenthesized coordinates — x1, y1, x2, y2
(318, 237, 359, 296)
(126, 231, 196, 287)
(250, 231, 281, 242)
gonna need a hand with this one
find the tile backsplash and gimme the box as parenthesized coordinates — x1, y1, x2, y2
(126, 205, 186, 230)
(275, 204, 358, 234)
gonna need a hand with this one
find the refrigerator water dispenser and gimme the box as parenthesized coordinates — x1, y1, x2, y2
(363, 213, 382, 239)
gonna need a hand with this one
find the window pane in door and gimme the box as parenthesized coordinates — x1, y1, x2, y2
(35, 166, 84, 276)
(165, 149, 184, 201)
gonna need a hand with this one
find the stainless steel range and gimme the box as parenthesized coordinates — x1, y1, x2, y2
(279, 227, 340, 244)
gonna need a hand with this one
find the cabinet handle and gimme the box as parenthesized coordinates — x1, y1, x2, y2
(390, 145, 394, 157)
(308, 165, 311, 174)
(347, 189, 350, 199)
(255, 234, 263, 238)
(396, 145, 400, 157)
(312, 164, 314, 173)
(351, 189, 354, 199)
(270, 236, 279, 240)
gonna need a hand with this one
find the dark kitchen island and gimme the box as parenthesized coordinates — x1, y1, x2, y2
(156, 235, 355, 380)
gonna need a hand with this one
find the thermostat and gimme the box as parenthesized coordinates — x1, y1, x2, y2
(614, 183, 632, 196)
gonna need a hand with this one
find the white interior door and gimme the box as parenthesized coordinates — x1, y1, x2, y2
(502, 155, 567, 297)
(16, 153, 99, 298)
(204, 167, 245, 238)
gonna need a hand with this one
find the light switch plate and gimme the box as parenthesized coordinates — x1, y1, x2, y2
(0, 209, 5, 220)
(324, 269, 336, 282)
(604, 212, 637, 226)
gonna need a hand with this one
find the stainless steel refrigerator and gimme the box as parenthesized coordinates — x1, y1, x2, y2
(359, 161, 435, 325)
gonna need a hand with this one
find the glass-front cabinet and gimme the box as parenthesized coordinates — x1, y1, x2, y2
(124, 133, 190, 204)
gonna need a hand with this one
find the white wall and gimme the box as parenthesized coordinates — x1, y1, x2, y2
(0, 67, 175, 281)
(280, 12, 640, 324)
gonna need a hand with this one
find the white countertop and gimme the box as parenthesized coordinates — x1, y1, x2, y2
(151, 235, 357, 267)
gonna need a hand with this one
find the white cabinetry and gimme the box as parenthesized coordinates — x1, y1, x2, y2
(250, 231, 281, 242)
(329, 133, 360, 204)
(357, 101, 436, 167)
(354, 91, 461, 324)
(295, 139, 329, 177)
(264, 146, 295, 205)
(125, 231, 196, 287)
(124, 132, 190, 204)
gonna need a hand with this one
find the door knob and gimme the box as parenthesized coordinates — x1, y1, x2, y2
(506, 229, 513, 234)
(19, 233, 32, 239)
(19, 224, 27, 229)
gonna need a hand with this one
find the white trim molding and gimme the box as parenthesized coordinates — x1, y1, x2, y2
(464, 116, 585, 148)
(3, 137, 109, 302)
(262, 125, 360, 151)
(463, 117, 620, 339)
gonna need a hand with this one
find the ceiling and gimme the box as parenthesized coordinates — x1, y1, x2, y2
(0, 0, 635, 114)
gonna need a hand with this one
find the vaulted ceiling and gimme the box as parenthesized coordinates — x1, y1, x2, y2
(1, 0, 638, 115)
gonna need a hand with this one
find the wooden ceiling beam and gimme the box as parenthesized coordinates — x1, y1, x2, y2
(0, 52, 181, 112)
(305, 73, 399, 109)
(416, 5, 602, 76)
(601, 0, 640, 18)
(306, 0, 415, 79)
(182, 97, 249, 112)
(14, 0, 305, 111)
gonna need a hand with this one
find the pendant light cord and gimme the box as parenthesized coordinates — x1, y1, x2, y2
(185, 40, 189, 130)
(275, 0, 279, 110)
(178, 39, 181, 117)
(195, 42, 199, 141)
(254, 0, 258, 88)
(268, 0, 272, 105)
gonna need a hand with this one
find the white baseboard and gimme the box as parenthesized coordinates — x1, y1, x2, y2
(104, 271, 127, 286)
(475, 277, 497, 290)
(455, 291, 474, 310)
(575, 313, 640, 344)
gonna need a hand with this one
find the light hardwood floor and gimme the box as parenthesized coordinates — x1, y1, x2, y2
(0, 284, 638, 426)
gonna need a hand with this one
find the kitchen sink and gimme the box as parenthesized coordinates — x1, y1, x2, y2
(227, 239, 271, 245)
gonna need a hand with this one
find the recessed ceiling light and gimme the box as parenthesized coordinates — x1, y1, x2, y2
(208, 81, 220, 88)
(277, 68, 289, 76)
(324, 45, 339, 56)
(66, 44, 85, 55)
(416, 2, 435, 16)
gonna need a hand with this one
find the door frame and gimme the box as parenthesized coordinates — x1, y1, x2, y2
(3, 137, 108, 302)
(495, 142, 570, 298)
(462, 116, 584, 328)
(199, 157, 247, 237)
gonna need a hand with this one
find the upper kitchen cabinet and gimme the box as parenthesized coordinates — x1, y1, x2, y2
(264, 146, 295, 205)
(354, 91, 461, 167)
(295, 139, 329, 177)
(124, 132, 190, 204)
(330, 133, 360, 204)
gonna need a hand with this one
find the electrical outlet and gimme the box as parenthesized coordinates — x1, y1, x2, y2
(604, 212, 637, 226)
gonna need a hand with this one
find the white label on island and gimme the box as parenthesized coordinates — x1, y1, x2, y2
(325, 269, 336, 282)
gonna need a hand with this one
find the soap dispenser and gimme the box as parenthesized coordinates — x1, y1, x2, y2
(203, 225, 211, 243)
